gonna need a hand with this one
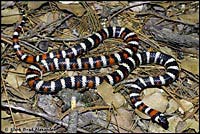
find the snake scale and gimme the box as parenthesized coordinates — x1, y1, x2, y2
(12, 12, 179, 129)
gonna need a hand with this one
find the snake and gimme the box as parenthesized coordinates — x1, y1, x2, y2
(12, 13, 179, 130)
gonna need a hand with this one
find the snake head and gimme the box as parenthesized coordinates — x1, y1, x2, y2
(157, 113, 169, 130)
(152, 113, 169, 130)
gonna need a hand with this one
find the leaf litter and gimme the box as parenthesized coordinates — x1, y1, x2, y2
(1, 1, 199, 133)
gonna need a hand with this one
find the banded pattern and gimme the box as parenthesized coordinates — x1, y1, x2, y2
(12, 12, 179, 130)
(125, 52, 179, 129)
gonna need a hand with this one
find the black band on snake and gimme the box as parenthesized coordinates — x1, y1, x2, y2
(12, 12, 179, 130)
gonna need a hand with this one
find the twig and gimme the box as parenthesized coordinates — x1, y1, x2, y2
(182, 105, 199, 121)
(1, 102, 89, 133)
(1, 74, 17, 129)
(2, 102, 69, 127)
(161, 86, 186, 112)
(51, 105, 111, 129)
(27, 13, 74, 38)
(182, 69, 199, 83)
(67, 110, 79, 133)
(36, 34, 84, 42)
(108, 1, 151, 23)
(42, 14, 74, 36)
(135, 11, 197, 26)
(144, 25, 199, 48)
(1, 34, 46, 53)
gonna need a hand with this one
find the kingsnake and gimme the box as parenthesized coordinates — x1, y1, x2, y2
(12, 13, 179, 130)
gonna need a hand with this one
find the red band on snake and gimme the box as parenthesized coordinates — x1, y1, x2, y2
(13, 12, 179, 129)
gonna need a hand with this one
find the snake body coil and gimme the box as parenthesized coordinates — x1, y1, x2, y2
(13, 14, 179, 129)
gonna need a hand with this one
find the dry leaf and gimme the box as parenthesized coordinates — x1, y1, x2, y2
(156, 2, 172, 9)
(148, 121, 170, 133)
(178, 99, 194, 114)
(1, 118, 14, 133)
(1, 92, 8, 102)
(166, 99, 179, 114)
(1, 111, 11, 118)
(111, 108, 133, 133)
(12, 112, 39, 133)
(176, 118, 199, 133)
(160, 46, 176, 58)
(5, 65, 35, 99)
(129, 2, 145, 12)
(185, 119, 199, 132)
(136, 92, 168, 120)
(181, 56, 199, 74)
(168, 116, 183, 132)
(38, 11, 60, 24)
(5, 64, 26, 89)
(97, 82, 126, 108)
(27, 1, 48, 10)
(143, 87, 164, 96)
(59, 1, 79, 4)
(1, 7, 20, 24)
(56, 2, 86, 17)
(178, 12, 199, 24)
(135, 109, 150, 119)
(142, 92, 168, 113)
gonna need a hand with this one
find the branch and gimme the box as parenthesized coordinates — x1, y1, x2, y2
(1, 102, 89, 133)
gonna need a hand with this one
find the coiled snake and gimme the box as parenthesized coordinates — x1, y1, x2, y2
(12, 13, 179, 129)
